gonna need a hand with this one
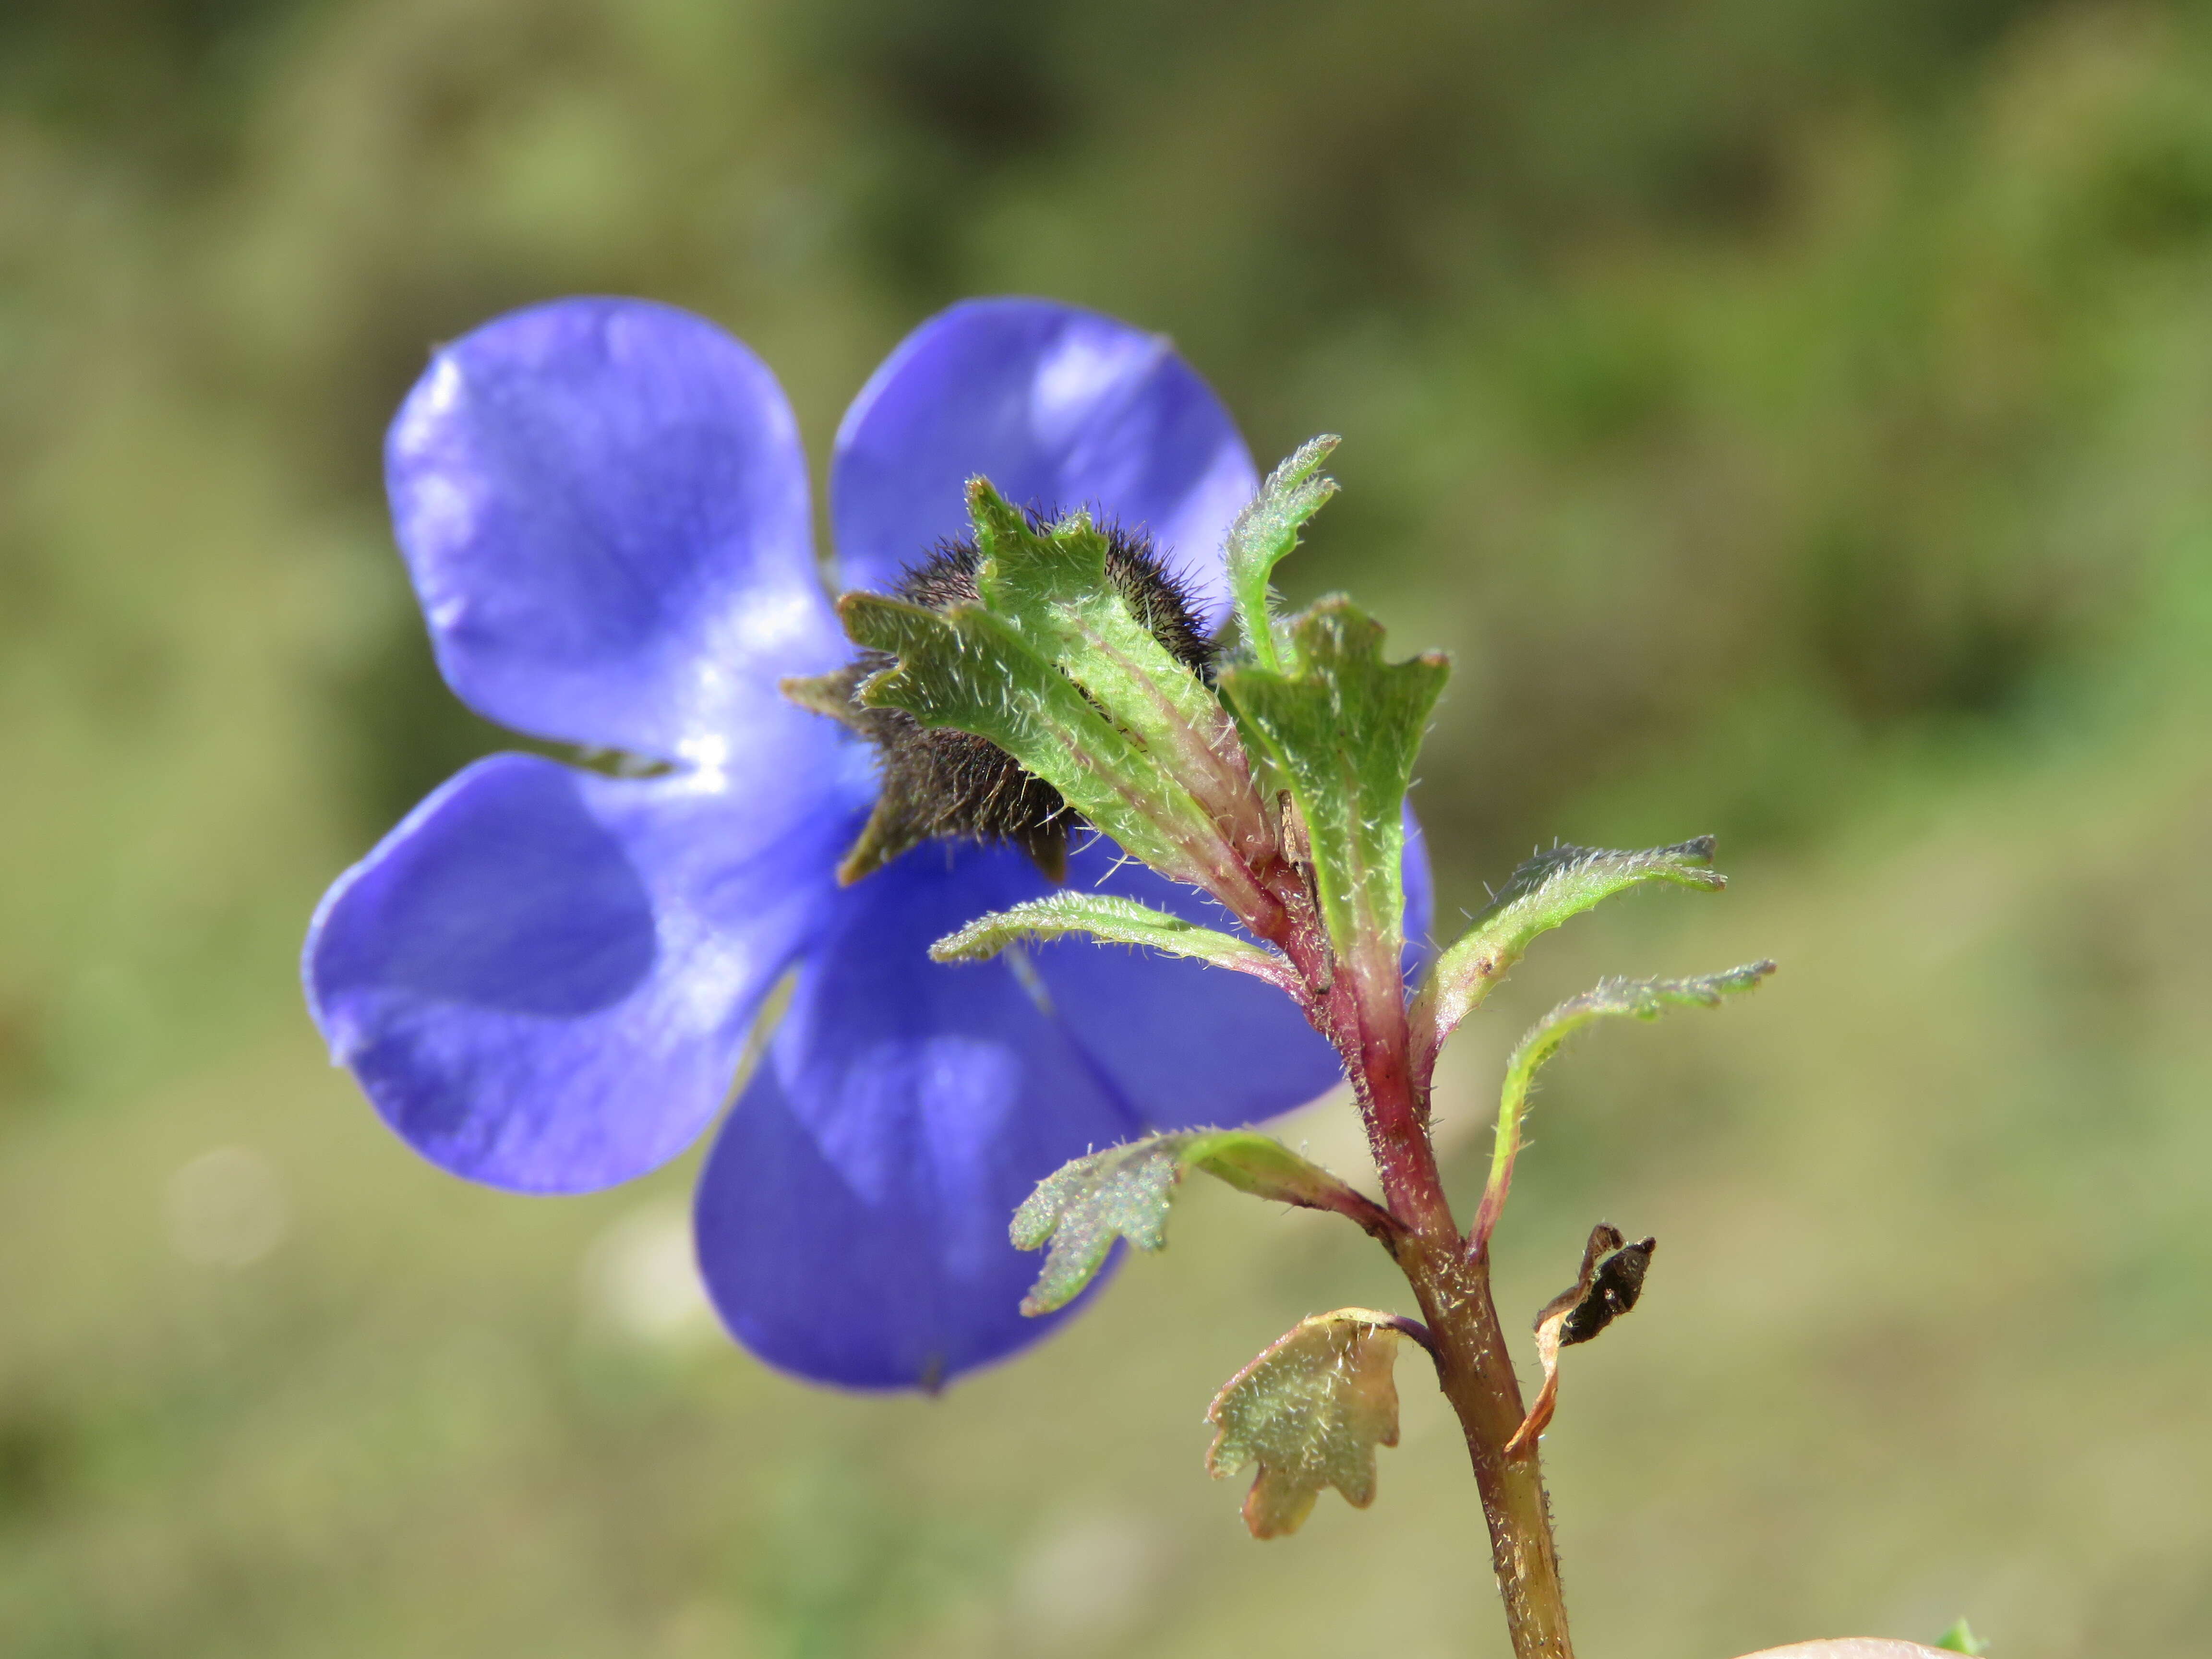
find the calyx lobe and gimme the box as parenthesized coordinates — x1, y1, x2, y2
(785, 521, 1211, 883)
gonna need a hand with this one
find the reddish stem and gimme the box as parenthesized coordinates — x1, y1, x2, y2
(1240, 845, 1575, 1659)
(1200, 789, 1575, 1656)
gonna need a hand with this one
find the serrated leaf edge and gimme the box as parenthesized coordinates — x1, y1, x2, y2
(1413, 838, 1729, 1070)
(1471, 961, 1775, 1249)
(1223, 435, 1339, 673)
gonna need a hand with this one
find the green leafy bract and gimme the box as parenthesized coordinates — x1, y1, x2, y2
(1217, 600, 1447, 974)
(1205, 1309, 1407, 1538)
(929, 891, 1290, 986)
(1011, 1130, 1369, 1315)
(1413, 839, 1727, 1065)
(1223, 436, 1339, 672)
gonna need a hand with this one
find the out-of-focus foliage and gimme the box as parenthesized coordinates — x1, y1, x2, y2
(4, 1, 2212, 1655)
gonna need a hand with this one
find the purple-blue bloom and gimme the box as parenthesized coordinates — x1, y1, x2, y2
(305, 296, 1430, 1391)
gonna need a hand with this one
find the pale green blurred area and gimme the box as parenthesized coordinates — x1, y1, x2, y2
(3, 0, 2212, 1654)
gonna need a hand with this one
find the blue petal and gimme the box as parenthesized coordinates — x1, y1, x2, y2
(1033, 805, 1438, 1132)
(695, 843, 1142, 1391)
(1029, 837, 1343, 1131)
(831, 299, 1256, 620)
(1402, 800, 1436, 967)
(386, 298, 842, 760)
(306, 750, 859, 1193)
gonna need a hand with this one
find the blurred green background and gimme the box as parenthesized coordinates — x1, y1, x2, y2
(4, 0, 2211, 1654)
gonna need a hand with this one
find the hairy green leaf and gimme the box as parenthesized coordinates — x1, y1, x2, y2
(1205, 1309, 1407, 1538)
(1414, 838, 1726, 1064)
(1222, 436, 1339, 673)
(930, 890, 1289, 984)
(1217, 600, 1447, 974)
(1506, 961, 1776, 1089)
(1011, 1130, 1372, 1315)
(1473, 962, 1775, 1247)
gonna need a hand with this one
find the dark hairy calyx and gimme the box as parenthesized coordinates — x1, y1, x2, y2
(785, 521, 1213, 885)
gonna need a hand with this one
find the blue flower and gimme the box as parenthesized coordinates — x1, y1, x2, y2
(305, 296, 1430, 1390)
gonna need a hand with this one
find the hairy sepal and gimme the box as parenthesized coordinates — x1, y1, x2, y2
(1413, 839, 1727, 1070)
(1205, 1309, 1406, 1539)
(837, 589, 1226, 889)
(1223, 436, 1338, 673)
(929, 891, 1293, 988)
(1011, 1130, 1371, 1316)
(1217, 599, 1447, 982)
(968, 484, 1240, 782)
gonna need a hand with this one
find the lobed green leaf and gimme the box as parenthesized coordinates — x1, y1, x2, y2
(1011, 1130, 1373, 1315)
(1204, 1309, 1407, 1539)
(1217, 599, 1447, 976)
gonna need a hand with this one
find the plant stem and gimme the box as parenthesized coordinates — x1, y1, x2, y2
(1400, 1237, 1575, 1659)
(1343, 936, 1575, 1657)
(1244, 838, 1575, 1655)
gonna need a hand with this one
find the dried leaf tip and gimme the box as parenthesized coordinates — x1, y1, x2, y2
(1506, 1225, 1657, 1458)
